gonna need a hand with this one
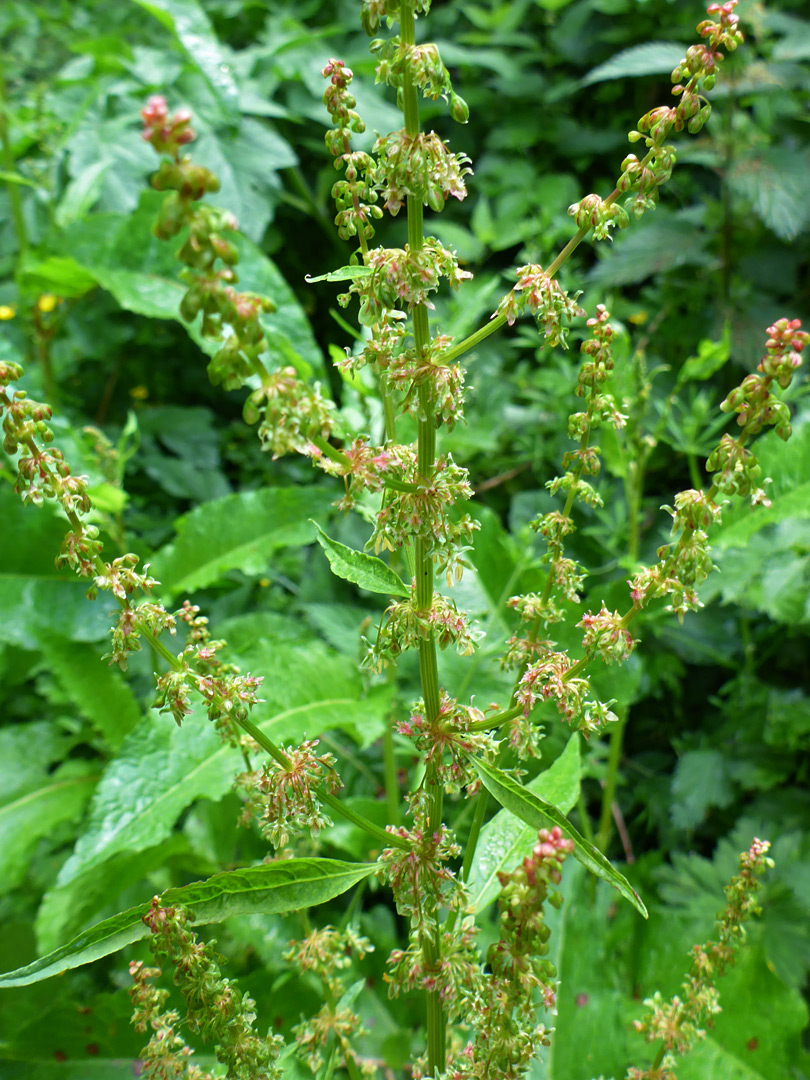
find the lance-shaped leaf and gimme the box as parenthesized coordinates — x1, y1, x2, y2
(314, 524, 410, 597)
(469, 733, 581, 912)
(472, 757, 647, 918)
(0, 858, 375, 988)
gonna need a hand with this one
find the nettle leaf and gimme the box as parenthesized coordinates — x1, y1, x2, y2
(671, 748, 735, 831)
(313, 523, 410, 597)
(582, 41, 687, 85)
(132, 0, 239, 120)
(728, 149, 810, 242)
(150, 486, 334, 597)
(306, 265, 374, 284)
(473, 758, 647, 917)
(588, 212, 710, 288)
(1, 859, 375, 988)
(470, 733, 581, 912)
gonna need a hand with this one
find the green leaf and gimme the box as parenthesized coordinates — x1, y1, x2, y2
(588, 213, 710, 288)
(313, 523, 410, 597)
(54, 161, 110, 228)
(469, 734, 581, 911)
(0, 489, 110, 648)
(306, 265, 374, 284)
(150, 486, 334, 597)
(38, 637, 142, 749)
(0, 763, 98, 897)
(728, 149, 810, 242)
(677, 324, 731, 387)
(0, 859, 375, 988)
(671, 748, 735, 830)
(472, 757, 647, 917)
(132, 0, 239, 119)
(18, 256, 98, 299)
(582, 41, 687, 85)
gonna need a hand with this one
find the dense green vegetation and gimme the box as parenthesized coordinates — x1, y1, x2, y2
(1, 0, 808, 1077)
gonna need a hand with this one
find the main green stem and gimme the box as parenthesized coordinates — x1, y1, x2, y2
(399, 2, 445, 1071)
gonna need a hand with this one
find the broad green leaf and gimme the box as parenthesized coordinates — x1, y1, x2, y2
(314, 523, 410, 597)
(671, 748, 735, 830)
(588, 213, 710, 288)
(0, 859, 375, 988)
(306, 265, 374, 284)
(582, 41, 686, 85)
(54, 161, 110, 228)
(36, 837, 190, 955)
(0, 489, 110, 648)
(17, 255, 98, 299)
(0, 763, 98, 897)
(728, 149, 810, 242)
(132, 0, 239, 119)
(38, 637, 142, 749)
(677, 324, 731, 387)
(472, 757, 647, 917)
(150, 486, 334, 597)
(469, 734, 581, 912)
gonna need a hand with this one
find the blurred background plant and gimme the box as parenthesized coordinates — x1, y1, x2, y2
(1, 0, 808, 1077)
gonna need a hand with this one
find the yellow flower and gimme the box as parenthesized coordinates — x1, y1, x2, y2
(37, 294, 61, 313)
(129, 385, 149, 400)
(0, 304, 16, 321)
(628, 310, 648, 326)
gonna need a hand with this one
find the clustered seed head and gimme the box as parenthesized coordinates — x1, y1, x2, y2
(628, 839, 772, 1080)
(569, 1, 744, 240)
(496, 265, 585, 348)
(132, 899, 284, 1080)
(238, 740, 341, 849)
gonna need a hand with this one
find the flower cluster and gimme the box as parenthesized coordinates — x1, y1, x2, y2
(397, 690, 496, 793)
(569, 2, 744, 236)
(374, 128, 472, 215)
(340, 238, 472, 325)
(133, 898, 284, 1080)
(284, 925, 375, 1075)
(628, 838, 772, 1080)
(578, 604, 638, 665)
(495, 265, 584, 348)
(371, 453, 478, 582)
(517, 651, 618, 736)
(378, 793, 464, 925)
(245, 367, 336, 459)
(322, 60, 383, 244)
(446, 828, 573, 1080)
(380, 331, 466, 429)
(130, 959, 215, 1080)
(238, 739, 341, 849)
(371, 37, 469, 121)
(386, 918, 481, 1022)
(370, 589, 479, 670)
(142, 96, 281, 391)
(629, 318, 807, 621)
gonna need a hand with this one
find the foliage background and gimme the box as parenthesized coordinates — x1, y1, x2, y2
(0, 0, 809, 1076)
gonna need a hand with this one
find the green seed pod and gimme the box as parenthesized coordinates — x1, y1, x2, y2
(449, 92, 469, 124)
